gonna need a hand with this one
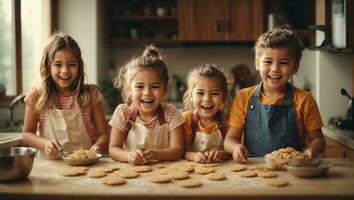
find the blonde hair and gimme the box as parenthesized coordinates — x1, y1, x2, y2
(183, 64, 230, 118)
(35, 32, 91, 111)
(254, 27, 304, 68)
(113, 45, 168, 103)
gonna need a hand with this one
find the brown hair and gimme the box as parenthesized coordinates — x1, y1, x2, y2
(183, 64, 230, 118)
(254, 28, 304, 68)
(113, 45, 169, 103)
(35, 32, 92, 111)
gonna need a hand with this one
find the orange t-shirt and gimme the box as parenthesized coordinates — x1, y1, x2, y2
(183, 111, 219, 140)
(229, 85, 323, 144)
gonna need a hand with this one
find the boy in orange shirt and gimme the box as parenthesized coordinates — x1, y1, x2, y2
(224, 28, 326, 162)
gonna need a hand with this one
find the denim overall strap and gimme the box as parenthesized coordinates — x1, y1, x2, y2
(244, 82, 304, 157)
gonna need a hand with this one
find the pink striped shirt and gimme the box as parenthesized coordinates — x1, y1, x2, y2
(25, 86, 103, 140)
(109, 103, 184, 133)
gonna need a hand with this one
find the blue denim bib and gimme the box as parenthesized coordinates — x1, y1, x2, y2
(244, 82, 304, 157)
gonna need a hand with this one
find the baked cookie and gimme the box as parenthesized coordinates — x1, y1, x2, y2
(170, 166, 194, 173)
(265, 178, 289, 187)
(206, 172, 226, 181)
(228, 165, 247, 172)
(102, 175, 126, 186)
(60, 167, 87, 176)
(131, 166, 153, 173)
(149, 174, 172, 183)
(169, 172, 189, 180)
(178, 179, 202, 188)
(151, 164, 165, 169)
(201, 163, 222, 168)
(114, 170, 140, 179)
(247, 165, 265, 171)
(257, 171, 277, 178)
(87, 169, 106, 178)
(95, 167, 115, 173)
(194, 166, 215, 174)
(238, 170, 258, 178)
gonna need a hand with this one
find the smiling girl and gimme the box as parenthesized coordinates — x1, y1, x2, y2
(108, 45, 184, 165)
(183, 64, 231, 163)
(23, 32, 109, 159)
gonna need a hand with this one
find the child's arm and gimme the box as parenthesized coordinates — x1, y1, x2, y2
(304, 129, 326, 158)
(224, 126, 248, 162)
(22, 105, 61, 158)
(90, 101, 109, 153)
(144, 125, 184, 162)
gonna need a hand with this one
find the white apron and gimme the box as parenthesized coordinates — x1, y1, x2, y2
(39, 100, 92, 159)
(190, 111, 224, 152)
(123, 105, 169, 151)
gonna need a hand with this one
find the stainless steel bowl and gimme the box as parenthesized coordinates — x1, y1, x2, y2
(0, 147, 37, 182)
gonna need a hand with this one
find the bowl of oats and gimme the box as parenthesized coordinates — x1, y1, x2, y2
(61, 149, 102, 166)
(265, 147, 305, 170)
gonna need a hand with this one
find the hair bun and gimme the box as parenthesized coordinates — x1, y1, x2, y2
(142, 45, 160, 58)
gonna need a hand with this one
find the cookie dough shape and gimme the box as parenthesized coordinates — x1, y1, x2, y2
(149, 174, 172, 183)
(115, 170, 140, 179)
(194, 166, 215, 174)
(131, 166, 153, 173)
(60, 167, 87, 176)
(238, 170, 258, 177)
(257, 171, 277, 178)
(206, 172, 226, 181)
(87, 169, 107, 178)
(169, 172, 189, 180)
(265, 178, 289, 187)
(102, 175, 126, 186)
(178, 179, 202, 188)
(228, 165, 247, 172)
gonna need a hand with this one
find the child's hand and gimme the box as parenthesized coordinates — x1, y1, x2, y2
(194, 152, 209, 163)
(142, 149, 157, 162)
(304, 148, 319, 158)
(206, 150, 223, 162)
(128, 149, 146, 165)
(232, 144, 248, 163)
(90, 144, 101, 153)
(44, 140, 61, 158)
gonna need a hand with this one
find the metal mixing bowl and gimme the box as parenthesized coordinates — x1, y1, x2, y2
(0, 147, 37, 182)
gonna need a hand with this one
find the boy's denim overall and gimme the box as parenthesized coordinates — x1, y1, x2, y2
(244, 82, 304, 157)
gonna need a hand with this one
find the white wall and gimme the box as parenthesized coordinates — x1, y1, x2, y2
(58, 0, 98, 84)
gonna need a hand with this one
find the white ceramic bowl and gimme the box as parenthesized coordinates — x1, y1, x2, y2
(286, 160, 332, 178)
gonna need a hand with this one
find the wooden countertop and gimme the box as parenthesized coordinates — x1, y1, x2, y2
(0, 158, 353, 200)
(323, 127, 354, 149)
(0, 133, 22, 148)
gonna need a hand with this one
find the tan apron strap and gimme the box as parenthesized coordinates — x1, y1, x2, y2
(191, 110, 199, 142)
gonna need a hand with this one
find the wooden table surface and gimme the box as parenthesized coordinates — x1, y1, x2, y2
(0, 158, 353, 200)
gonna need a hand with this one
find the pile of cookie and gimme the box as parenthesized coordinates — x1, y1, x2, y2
(269, 147, 305, 159)
(69, 149, 98, 160)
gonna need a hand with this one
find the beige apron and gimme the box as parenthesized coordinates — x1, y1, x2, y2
(191, 129, 224, 152)
(123, 105, 169, 151)
(190, 111, 224, 152)
(39, 100, 92, 159)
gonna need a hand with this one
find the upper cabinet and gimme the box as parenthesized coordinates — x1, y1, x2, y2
(178, 0, 264, 42)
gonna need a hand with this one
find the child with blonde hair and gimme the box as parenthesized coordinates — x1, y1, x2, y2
(109, 45, 184, 165)
(224, 28, 326, 162)
(23, 32, 109, 159)
(183, 64, 231, 163)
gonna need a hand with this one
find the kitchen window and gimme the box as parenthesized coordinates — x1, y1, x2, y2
(0, 0, 56, 101)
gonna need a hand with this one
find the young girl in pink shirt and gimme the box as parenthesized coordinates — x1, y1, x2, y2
(109, 46, 184, 165)
(23, 32, 109, 159)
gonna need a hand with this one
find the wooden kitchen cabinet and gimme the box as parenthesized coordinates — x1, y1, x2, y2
(323, 135, 354, 158)
(178, 0, 264, 42)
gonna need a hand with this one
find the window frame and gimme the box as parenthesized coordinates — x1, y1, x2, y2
(4, 0, 57, 102)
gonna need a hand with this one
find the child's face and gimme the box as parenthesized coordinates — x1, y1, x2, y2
(50, 48, 79, 94)
(192, 77, 224, 121)
(130, 68, 166, 117)
(256, 47, 298, 95)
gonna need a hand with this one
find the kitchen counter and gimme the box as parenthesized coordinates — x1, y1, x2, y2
(323, 127, 354, 149)
(0, 158, 353, 200)
(0, 132, 22, 148)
